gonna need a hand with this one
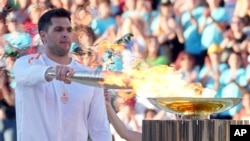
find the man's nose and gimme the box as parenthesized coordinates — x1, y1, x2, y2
(62, 30, 71, 37)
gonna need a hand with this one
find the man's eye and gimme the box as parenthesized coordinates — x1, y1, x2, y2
(68, 28, 72, 32)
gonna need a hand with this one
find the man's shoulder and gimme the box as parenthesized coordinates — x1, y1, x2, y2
(15, 53, 43, 64)
(17, 53, 42, 60)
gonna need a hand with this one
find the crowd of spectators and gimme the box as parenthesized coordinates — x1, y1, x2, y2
(1, 0, 250, 141)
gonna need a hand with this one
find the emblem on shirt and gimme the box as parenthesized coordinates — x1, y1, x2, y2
(60, 91, 69, 104)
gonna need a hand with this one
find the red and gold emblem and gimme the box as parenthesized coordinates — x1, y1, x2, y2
(60, 91, 69, 104)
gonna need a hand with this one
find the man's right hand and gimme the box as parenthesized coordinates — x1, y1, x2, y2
(45, 66, 75, 84)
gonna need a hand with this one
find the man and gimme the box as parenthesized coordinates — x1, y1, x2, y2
(13, 8, 112, 141)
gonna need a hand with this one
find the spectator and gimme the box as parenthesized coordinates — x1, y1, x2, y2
(175, 51, 199, 83)
(233, 83, 250, 120)
(198, 44, 228, 90)
(2, 49, 18, 91)
(0, 61, 16, 141)
(24, 3, 46, 54)
(0, 0, 13, 16)
(70, 25, 99, 68)
(91, 0, 117, 37)
(135, 0, 158, 34)
(118, 23, 147, 71)
(216, 51, 246, 119)
(71, 25, 96, 49)
(199, 0, 228, 66)
(3, 11, 32, 57)
(121, 0, 137, 19)
(224, 0, 236, 24)
(152, 1, 184, 65)
(145, 35, 168, 66)
(0, 12, 8, 52)
(220, 15, 249, 52)
(15, 0, 30, 24)
(181, 0, 204, 66)
(110, 0, 121, 16)
(71, 4, 93, 27)
(244, 38, 250, 88)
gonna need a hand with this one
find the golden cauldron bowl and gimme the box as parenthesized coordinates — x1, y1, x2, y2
(147, 97, 242, 119)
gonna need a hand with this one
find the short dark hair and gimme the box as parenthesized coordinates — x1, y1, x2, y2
(74, 25, 96, 44)
(161, 1, 173, 6)
(38, 8, 71, 32)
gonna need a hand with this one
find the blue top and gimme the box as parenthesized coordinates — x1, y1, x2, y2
(91, 17, 117, 36)
(198, 63, 228, 89)
(181, 6, 205, 30)
(217, 68, 247, 116)
(181, 6, 205, 55)
(200, 7, 228, 50)
(184, 25, 202, 55)
(3, 32, 32, 52)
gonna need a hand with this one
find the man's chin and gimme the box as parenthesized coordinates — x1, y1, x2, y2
(57, 49, 70, 57)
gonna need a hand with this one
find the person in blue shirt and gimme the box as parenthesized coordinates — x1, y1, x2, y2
(3, 11, 32, 56)
(215, 51, 247, 119)
(181, 3, 204, 67)
(198, 44, 228, 90)
(91, 0, 117, 36)
(198, 1, 229, 67)
(200, 7, 228, 51)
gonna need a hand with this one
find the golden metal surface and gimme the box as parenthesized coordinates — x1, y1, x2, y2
(148, 97, 242, 116)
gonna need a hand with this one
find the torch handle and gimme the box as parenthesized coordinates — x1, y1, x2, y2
(46, 70, 131, 89)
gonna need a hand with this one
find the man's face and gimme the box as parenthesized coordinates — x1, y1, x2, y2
(40, 17, 73, 57)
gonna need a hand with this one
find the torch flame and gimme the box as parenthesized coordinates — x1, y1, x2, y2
(100, 65, 216, 98)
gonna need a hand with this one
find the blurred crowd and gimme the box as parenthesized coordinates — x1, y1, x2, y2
(1, 0, 250, 141)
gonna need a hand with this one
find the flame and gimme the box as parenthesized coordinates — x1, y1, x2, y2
(100, 65, 215, 98)
(95, 40, 124, 54)
(100, 71, 131, 87)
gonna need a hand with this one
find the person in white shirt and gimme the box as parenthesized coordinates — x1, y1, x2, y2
(13, 8, 112, 141)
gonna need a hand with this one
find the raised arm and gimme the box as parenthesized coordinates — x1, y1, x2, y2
(88, 88, 112, 141)
(106, 101, 142, 141)
(104, 90, 142, 141)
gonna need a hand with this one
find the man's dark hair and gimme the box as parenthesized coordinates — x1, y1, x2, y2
(38, 8, 71, 32)
(0, 12, 6, 24)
